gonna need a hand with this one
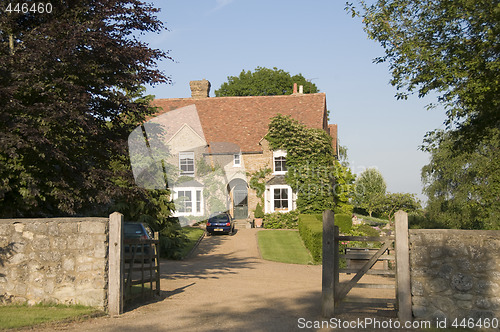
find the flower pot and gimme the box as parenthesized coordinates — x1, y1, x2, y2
(254, 218, 263, 228)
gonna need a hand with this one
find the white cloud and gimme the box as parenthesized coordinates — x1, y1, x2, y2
(206, 0, 234, 15)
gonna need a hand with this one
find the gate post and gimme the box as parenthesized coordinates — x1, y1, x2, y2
(395, 210, 411, 322)
(108, 212, 124, 316)
(322, 210, 335, 317)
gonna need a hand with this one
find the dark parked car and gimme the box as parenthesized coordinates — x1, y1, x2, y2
(124, 222, 152, 240)
(124, 222, 153, 259)
(206, 212, 234, 235)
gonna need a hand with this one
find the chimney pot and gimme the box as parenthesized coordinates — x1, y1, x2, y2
(190, 79, 211, 99)
(299, 85, 304, 94)
(293, 83, 298, 94)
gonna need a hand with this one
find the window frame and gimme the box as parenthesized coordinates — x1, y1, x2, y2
(176, 190, 193, 213)
(233, 153, 241, 167)
(179, 151, 195, 176)
(268, 184, 293, 213)
(173, 187, 204, 217)
(273, 150, 287, 175)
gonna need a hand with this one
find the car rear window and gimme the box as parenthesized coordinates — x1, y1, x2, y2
(210, 214, 229, 222)
(124, 223, 145, 238)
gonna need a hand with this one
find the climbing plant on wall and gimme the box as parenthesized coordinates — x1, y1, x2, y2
(265, 114, 354, 214)
(248, 167, 272, 204)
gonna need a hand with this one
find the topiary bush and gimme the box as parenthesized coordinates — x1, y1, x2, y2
(263, 210, 299, 229)
(298, 214, 323, 263)
(254, 202, 264, 218)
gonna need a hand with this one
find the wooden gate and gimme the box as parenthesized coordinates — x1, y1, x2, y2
(123, 233, 161, 306)
(322, 210, 411, 321)
(336, 226, 395, 311)
(108, 212, 161, 316)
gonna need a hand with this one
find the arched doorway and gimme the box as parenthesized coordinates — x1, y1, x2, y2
(227, 178, 248, 219)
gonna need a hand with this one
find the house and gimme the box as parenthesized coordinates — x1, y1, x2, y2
(144, 79, 337, 220)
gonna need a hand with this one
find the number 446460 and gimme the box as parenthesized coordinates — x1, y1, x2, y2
(5, 3, 53, 14)
(452, 317, 499, 329)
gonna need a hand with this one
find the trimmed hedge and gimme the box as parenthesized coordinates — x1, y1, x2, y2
(263, 210, 299, 229)
(335, 214, 352, 233)
(298, 214, 323, 263)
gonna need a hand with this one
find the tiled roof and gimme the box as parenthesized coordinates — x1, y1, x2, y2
(266, 175, 287, 185)
(151, 93, 328, 153)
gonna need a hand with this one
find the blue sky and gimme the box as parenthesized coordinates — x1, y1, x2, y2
(142, 0, 448, 203)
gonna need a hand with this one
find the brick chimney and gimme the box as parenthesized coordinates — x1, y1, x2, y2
(190, 79, 211, 99)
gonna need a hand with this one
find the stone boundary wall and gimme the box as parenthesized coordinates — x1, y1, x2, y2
(0, 217, 109, 309)
(409, 229, 500, 322)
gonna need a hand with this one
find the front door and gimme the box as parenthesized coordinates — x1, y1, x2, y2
(233, 189, 248, 219)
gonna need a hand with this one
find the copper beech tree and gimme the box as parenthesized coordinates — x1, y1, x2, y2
(0, 1, 171, 217)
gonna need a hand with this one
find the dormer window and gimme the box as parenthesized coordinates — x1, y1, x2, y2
(233, 153, 241, 167)
(273, 150, 287, 174)
(179, 151, 194, 176)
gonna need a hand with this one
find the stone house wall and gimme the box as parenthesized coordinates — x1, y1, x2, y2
(243, 139, 273, 219)
(409, 229, 500, 322)
(0, 217, 109, 309)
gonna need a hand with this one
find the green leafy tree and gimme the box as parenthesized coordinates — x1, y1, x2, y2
(215, 67, 319, 96)
(353, 168, 387, 217)
(347, 0, 499, 230)
(0, 1, 170, 217)
(380, 192, 421, 223)
(334, 145, 356, 214)
(346, 0, 500, 143)
(333, 159, 356, 215)
(422, 128, 500, 230)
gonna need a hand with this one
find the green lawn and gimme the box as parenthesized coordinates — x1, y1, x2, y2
(179, 227, 205, 259)
(0, 304, 101, 330)
(258, 230, 315, 265)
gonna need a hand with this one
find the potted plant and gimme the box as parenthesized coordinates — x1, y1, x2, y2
(254, 203, 264, 228)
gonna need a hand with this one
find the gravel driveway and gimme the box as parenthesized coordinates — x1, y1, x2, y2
(36, 228, 402, 332)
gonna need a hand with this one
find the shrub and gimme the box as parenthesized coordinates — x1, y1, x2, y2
(254, 203, 264, 218)
(159, 222, 189, 260)
(335, 214, 352, 233)
(408, 213, 446, 229)
(340, 224, 383, 250)
(334, 203, 354, 215)
(263, 210, 299, 229)
(298, 214, 323, 263)
(355, 224, 380, 237)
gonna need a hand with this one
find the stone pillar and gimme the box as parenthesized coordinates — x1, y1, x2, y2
(108, 212, 124, 316)
(395, 210, 412, 322)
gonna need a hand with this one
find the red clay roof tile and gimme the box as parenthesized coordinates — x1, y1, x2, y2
(151, 93, 328, 153)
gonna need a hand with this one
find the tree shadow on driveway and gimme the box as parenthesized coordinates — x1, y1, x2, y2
(160, 232, 259, 280)
(98, 290, 324, 332)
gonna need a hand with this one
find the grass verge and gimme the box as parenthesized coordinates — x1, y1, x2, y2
(179, 227, 205, 259)
(258, 230, 315, 265)
(0, 303, 101, 330)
